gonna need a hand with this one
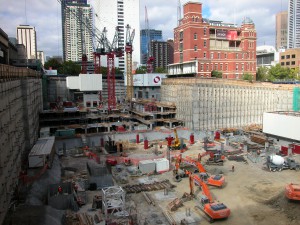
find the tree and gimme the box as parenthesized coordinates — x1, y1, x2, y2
(135, 66, 147, 74)
(211, 70, 223, 78)
(256, 66, 268, 81)
(268, 64, 289, 81)
(44, 58, 61, 70)
(58, 60, 81, 75)
(154, 67, 167, 73)
(242, 73, 254, 82)
(99, 67, 123, 75)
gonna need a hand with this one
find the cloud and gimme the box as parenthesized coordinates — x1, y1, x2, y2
(0, 0, 288, 58)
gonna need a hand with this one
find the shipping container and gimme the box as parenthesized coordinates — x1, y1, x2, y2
(153, 158, 169, 173)
(138, 160, 156, 174)
(28, 136, 55, 168)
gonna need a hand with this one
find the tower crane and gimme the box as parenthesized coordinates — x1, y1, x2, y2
(58, 0, 122, 110)
(125, 24, 135, 102)
(145, 6, 154, 73)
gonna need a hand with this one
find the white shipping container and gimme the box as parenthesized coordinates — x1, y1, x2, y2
(138, 160, 156, 174)
(154, 158, 169, 173)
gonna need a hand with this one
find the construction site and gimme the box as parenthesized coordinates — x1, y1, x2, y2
(1, 0, 300, 224)
(1, 60, 300, 225)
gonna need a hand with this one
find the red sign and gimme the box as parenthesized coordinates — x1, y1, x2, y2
(226, 30, 237, 40)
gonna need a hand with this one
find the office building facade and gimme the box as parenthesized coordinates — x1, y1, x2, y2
(16, 25, 37, 60)
(61, 0, 93, 62)
(276, 11, 288, 50)
(288, 0, 300, 48)
(150, 40, 174, 71)
(92, 0, 140, 71)
(169, 2, 257, 79)
(140, 29, 162, 64)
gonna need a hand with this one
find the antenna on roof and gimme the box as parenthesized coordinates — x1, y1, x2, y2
(177, 0, 181, 26)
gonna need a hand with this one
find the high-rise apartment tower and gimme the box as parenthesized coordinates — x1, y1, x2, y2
(288, 0, 300, 48)
(16, 25, 37, 60)
(61, 0, 93, 62)
(276, 11, 288, 50)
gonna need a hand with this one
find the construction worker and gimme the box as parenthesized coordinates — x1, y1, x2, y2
(58, 185, 63, 194)
(198, 153, 202, 162)
(232, 165, 235, 172)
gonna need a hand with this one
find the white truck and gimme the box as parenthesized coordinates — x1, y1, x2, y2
(266, 155, 300, 172)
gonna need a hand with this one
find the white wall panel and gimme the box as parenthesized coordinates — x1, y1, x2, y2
(66, 76, 79, 89)
(79, 74, 102, 91)
(263, 112, 300, 141)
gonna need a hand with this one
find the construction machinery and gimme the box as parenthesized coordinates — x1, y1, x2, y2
(266, 155, 300, 172)
(285, 183, 300, 201)
(176, 155, 225, 188)
(170, 128, 186, 150)
(189, 172, 230, 222)
(205, 153, 225, 166)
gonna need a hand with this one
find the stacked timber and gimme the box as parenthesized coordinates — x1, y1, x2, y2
(250, 135, 267, 145)
(122, 179, 176, 193)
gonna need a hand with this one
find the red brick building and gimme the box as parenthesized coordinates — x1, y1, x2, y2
(168, 2, 257, 79)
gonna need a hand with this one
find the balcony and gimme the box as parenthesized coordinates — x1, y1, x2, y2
(210, 46, 242, 51)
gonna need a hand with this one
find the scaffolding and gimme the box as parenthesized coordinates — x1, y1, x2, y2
(161, 78, 294, 131)
(102, 186, 126, 220)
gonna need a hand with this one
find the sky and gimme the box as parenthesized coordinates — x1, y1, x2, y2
(0, 0, 288, 58)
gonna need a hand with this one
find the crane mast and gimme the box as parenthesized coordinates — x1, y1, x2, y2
(125, 24, 135, 102)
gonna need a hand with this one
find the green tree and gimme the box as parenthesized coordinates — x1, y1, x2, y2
(211, 70, 223, 78)
(44, 58, 61, 70)
(268, 64, 289, 81)
(58, 60, 81, 75)
(154, 67, 167, 73)
(256, 66, 268, 81)
(288, 67, 300, 80)
(242, 73, 254, 81)
(135, 66, 147, 74)
(99, 67, 123, 75)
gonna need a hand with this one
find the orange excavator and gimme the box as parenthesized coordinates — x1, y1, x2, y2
(175, 155, 225, 188)
(188, 172, 230, 222)
(285, 183, 300, 200)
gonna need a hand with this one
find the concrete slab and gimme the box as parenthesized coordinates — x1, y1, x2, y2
(172, 210, 202, 224)
(153, 191, 177, 201)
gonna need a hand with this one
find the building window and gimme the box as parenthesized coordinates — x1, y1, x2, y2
(281, 55, 285, 59)
(179, 31, 183, 40)
(204, 28, 207, 36)
(211, 52, 214, 59)
(225, 64, 228, 71)
(286, 62, 290, 65)
(194, 33, 197, 40)
(236, 63, 238, 71)
(241, 64, 244, 71)
(215, 64, 218, 70)
(201, 64, 204, 71)
(204, 52, 206, 58)
(192, 16, 195, 22)
(206, 64, 209, 71)
(292, 61, 296, 65)
(242, 53, 244, 59)
(179, 42, 183, 51)
(236, 53, 239, 59)
(218, 53, 220, 59)
(225, 53, 227, 59)
(220, 64, 223, 71)
(286, 55, 290, 59)
(194, 45, 198, 51)
(204, 40, 207, 47)
(292, 54, 296, 58)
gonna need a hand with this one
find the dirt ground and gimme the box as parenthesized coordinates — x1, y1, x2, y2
(129, 151, 300, 225)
